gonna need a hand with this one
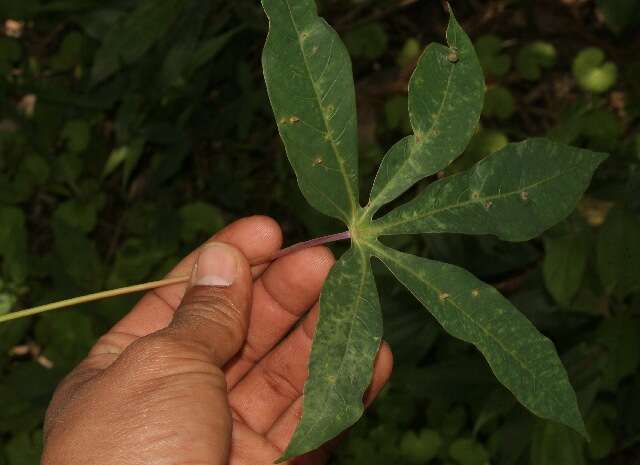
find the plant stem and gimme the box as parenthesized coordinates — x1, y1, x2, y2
(0, 230, 351, 324)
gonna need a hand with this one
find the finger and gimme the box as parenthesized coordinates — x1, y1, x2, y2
(229, 304, 319, 432)
(265, 342, 393, 452)
(160, 242, 253, 366)
(224, 246, 334, 388)
(109, 216, 282, 339)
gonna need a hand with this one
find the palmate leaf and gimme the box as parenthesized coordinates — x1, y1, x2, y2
(261, 1, 604, 460)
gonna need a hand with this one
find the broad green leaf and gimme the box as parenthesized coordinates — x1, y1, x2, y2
(399, 429, 442, 464)
(0, 207, 28, 283)
(441, 404, 467, 437)
(516, 41, 557, 81)
(376, 139, 607, 241)
(262, 0, 360, 223)
(397, 38, 422, 68)
(483, 85, 515, 120)
(596, 207, 640, 297)
(102, 138, 145, 184)
(91, 0, 185, 84)
(52, 223, 104, 291)
(586, 402, 617, 460)
(543, 231, 590, 305)
(61, 120, 90, 153)
(449, 438, 490, 465)
(160, 0, 238, 90)
(179, 202, 225, 242)
(596, 317, 640, 391)
(374, 245, 586, 437)
(475, 34, 511, 78)
(53, 196, 105, 234)
(531, 421, 585, 465)
(581, 109, 622, 152)
(447, 128, 508, 174)
(344, 23, 388, 60)
(3, 430, 42, 465)
(572, 47, 618, 94)
(368, 8, 484, 212)
(279, 247, 383, 460)
(50, 31, 86, 71)
(189, 29, 240, 75)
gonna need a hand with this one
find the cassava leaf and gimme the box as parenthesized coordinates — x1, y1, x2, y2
(368, 8, 484, 212)
(262, 0, 360, 223)
(279, 247, 383, 461)
(260, 2, 602, 458)
(373, 244, 587, 437)
(375, 139, 607, 241)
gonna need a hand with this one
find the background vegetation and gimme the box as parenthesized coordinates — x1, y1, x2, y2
(1, 0, 639, 463)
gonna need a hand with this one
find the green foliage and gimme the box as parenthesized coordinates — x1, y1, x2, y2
(543, 221, 591, 306)
(2, 1, 640, 464)
(597, 208, 640, 298)
(91, 0, 186, 84)
(261, 1, 605, 459)
(573, 47, 618, 93)
(475, 35, 511, 78)
(516, 41, 557, 81)
(399, 429, 442, 464)
(483, 85, 515, 120)
(345, 23, 388, 60)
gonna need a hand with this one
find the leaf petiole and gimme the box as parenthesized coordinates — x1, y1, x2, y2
(0, 231, 351, 325)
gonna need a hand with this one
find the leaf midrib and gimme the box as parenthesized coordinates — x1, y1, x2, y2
(375, 160, 586, 234)
(283, 0, 358, 224)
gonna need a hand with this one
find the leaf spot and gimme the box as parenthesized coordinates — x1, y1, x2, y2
(471, 191, 481, 200)
(313, 156, 324, 167)
(520, 191, 529, 201)
(484, 201, 494, 209)
(447, 48, 460, 63)
(300, 31, 310, 41)
(439, 292, 450, 302)
(472, 289, 480, 297)
(288, 116, 300, 124)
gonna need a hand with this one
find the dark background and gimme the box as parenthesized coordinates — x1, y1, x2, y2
(1, 0, 639, 463)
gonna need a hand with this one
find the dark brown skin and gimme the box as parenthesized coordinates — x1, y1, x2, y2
(42, 216, 393, 465)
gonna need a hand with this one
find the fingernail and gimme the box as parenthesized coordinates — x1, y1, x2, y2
(191, 243, 238, 288)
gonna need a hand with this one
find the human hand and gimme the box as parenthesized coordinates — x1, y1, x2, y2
(42, 216, 393, 465)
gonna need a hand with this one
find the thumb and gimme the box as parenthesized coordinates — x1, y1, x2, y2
(165, 242, 253, 367)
